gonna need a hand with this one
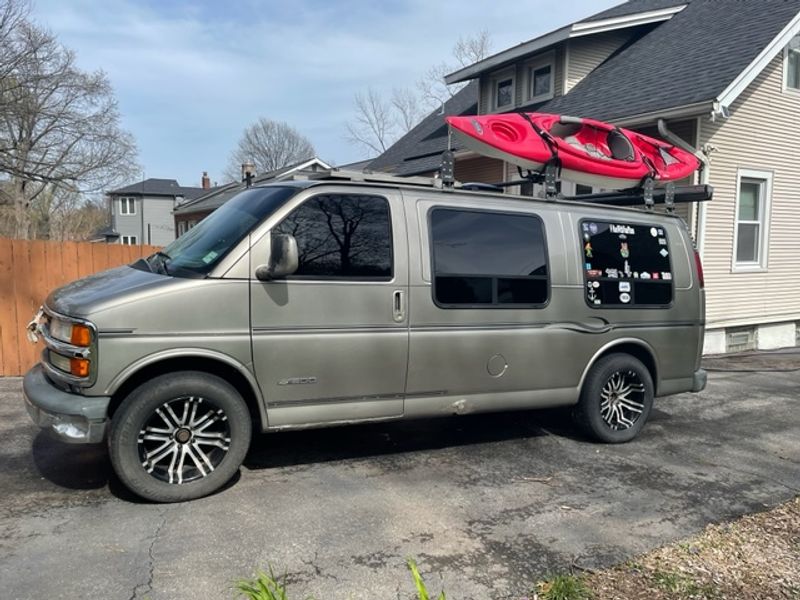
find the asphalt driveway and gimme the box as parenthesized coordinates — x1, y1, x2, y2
(1, 352, 799, 599)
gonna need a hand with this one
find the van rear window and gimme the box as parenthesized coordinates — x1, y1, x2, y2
(581, 220, 673, 307)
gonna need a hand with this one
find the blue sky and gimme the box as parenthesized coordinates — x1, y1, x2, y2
(31, 0, 619, 188)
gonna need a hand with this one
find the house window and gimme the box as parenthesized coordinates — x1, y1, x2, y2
(787, 33, 800, 90)
(119, 197, 136, 215)
(525, 53, 555, 103)
(178, 221, 187, 236)
(492, 71, 515, 110)
(430, 208, 549, 307)
(530, 65, 552, 99)
(120, 235, 138, 245)
(734, 170, 771, 269)
(575, 184, 593, 196)
(274, 194, 392, 279)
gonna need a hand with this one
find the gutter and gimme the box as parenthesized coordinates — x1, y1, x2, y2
(657, 119, 711, 257)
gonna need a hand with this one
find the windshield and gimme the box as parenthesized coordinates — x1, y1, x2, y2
(154, 186, 298, 277)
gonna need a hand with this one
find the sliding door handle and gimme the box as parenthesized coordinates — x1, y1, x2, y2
(392, 290, 406, 323)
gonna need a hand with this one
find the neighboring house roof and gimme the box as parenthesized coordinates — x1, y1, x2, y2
(87, 225, 120, 242)
(174, 157, 331, 216)
(536, 0, 800, 122)
(368, 80, 479, 176)
(338, 158, 375, 171)
(108, 178, 207, 199)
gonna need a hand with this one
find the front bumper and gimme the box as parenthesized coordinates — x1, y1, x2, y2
(691, 368, 708, 393)
(23, 364, 110, 444)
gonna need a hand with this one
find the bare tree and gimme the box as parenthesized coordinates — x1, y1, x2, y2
(0, 0, 138, 239)
(417, 29, 492, 110)
(346, 30, 492, 157)
(224, 118, 315, 181)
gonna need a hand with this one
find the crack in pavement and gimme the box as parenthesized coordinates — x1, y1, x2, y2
(128, 507, 169, 600)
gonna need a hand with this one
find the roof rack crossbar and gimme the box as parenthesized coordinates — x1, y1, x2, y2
(562, 184, 712, 206)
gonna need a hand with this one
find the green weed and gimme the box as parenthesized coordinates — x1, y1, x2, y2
(407, 558, 446, 600)
(535, 574, 592, 600)
(235, 567, 302, 600)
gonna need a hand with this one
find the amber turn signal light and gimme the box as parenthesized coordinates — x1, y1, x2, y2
(70, 358, 90, 378)
(70, 324, 92, 347)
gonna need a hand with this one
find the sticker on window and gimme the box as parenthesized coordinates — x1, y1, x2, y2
(202, 250, 219, 264)
(580, 220, 673, 306)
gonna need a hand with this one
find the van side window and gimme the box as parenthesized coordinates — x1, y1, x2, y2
(274, 194, 392, 279)
(430, 208, 549, 307)
(581, 220, 672, 307)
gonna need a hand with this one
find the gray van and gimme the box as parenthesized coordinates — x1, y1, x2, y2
(24, 170, 708, 502)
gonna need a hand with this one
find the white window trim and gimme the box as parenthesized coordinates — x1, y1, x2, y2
(119, 196, 137, 216)
(524, 51, 555, 104)
(490, 68, 516, 112)
(783, 35, 800, 94)
(120, 235, 138, 246)
(731, 168, 772, 273)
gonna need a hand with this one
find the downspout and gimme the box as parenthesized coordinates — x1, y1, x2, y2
(657, 119, 710, 257)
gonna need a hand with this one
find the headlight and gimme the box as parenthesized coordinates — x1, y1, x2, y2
(49, 318, 92, 347)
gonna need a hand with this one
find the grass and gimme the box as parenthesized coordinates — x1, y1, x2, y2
(535, 574, 592, 600)
(235, 567, 295, 600)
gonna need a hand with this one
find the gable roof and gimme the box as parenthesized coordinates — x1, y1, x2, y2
(445, 2, 687, 84)
(108, 178, 207, 199)
(581, 0, 689, 23)
(367, 81, 478, 176)
(534, 0, 800, 122)
(174, 157, 331, 216)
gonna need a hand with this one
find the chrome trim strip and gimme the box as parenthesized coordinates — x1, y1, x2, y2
(41, 329, 91, 358)
(267, 392, 404, 409)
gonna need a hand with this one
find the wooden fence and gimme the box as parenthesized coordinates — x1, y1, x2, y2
(0, 238, 159, 377)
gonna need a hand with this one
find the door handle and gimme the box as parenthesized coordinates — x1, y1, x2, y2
(392, 290, 406, 323)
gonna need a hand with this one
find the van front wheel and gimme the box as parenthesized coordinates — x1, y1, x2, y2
(109, 372, 252, 502)
(573, 353, 653, 443)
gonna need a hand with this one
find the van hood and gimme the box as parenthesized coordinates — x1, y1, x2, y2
(46, 264, 186, 318)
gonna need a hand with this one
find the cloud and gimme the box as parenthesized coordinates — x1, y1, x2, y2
(31, 0, 617, 186)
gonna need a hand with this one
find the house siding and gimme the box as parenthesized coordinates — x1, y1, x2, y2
(565, 31, 630, 93)
(454, 156, 505, 183)
(699, 53, 800, 334)
(110, 194, 179, 245)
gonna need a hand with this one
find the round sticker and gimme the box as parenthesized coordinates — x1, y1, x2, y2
(650, 227, 658, 237)
(620, 292, 631, 303)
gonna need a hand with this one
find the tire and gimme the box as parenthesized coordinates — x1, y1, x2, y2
(572, 353, 654, 443)
(109, 371, 252, 502)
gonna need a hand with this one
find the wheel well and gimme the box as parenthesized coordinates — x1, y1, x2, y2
(592, 343, 659, 394)
(107, 357, 264, 429)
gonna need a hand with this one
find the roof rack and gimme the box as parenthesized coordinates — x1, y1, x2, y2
(288, 163, 713, 211)
(304, 168, 446, 189)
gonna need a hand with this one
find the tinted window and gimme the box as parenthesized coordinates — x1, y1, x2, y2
(581, 220, 673, 307)
(275, 194, 392, 279)
(431, 208, 548, 306)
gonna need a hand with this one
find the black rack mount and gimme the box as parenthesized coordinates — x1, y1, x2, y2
(563, 184, 713, 207)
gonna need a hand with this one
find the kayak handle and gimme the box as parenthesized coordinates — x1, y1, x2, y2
(559, 115, 583, 125)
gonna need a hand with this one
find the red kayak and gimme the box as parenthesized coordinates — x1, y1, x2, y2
(446, 112, 699, 190)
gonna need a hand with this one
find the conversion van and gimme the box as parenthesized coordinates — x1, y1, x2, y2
(24, 170, 708, 502)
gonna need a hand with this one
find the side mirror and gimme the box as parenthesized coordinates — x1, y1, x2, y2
(255, 233, 299, 281)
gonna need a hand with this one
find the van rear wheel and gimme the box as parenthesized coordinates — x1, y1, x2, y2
(573, 353, 653, 443)
(109, 372, 252, 502)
